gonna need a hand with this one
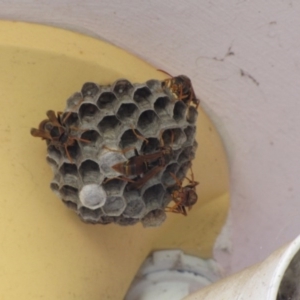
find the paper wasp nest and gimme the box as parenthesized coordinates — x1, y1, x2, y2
(34, 78, 198, 227)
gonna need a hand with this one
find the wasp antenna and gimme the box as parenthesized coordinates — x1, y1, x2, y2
(157, 69, 173, 77)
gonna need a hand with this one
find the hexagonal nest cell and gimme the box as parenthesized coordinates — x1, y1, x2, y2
(31, 76, 199, 227)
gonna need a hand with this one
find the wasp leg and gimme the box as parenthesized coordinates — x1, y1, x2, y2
(64, 145, 73, 163)
(103, 176, 135, 184)
(102, 145, 137, 155)
(130, 125, 148, 144)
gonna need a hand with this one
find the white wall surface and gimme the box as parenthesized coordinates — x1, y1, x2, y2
(2, 0, 300, 274)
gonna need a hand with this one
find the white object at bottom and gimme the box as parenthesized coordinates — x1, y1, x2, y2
(125, 250, 222, 300)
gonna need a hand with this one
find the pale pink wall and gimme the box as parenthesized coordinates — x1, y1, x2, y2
(2, 0, 300, 274)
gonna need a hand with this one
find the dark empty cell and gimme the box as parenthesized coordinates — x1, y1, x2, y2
(60, 185, 78, 200)
(171, 149, 182, 161)
(162, 163, 179, 186)
(142, 184, 165, 208)
(112, 79, 133, 96)
(176, 161, 192, 181)
(154, 96, 171, 117)
(103, 178, 126, 196)
(186, 106, 198, 124)
(79, 160, 100, 183)
(59, 163, 78, 177)
(79, 103, 100, 122)
(102, 196, 126, 216)
(184, 126, 196, 146)
(123, 199, 145, 217)
(98, 116, 121, 137)
(81, 82, 100, 98)
(79, 207, 102, 219)
(133, 87, 152, 105)
(163, 128, 186, 149)
(141, 138, 160, 154)
(123, 189, 147, 217)
(116, 103, 138, 123)
(47, 145, 62, 161)
(116, 216, 139, 226)
(50, 182, 59, 192)
(62, 112, 79, 127)
(66, 141, 81, 161)
(62, 199, 77, 211)
(178, 146, 195, 164)
(173, 101, 187, 122)
(137, 110, 159, 134)
(97, 92, 117, 110)
(80, 130, 101, 147)
(46, 156, 58, 169)
(141, 209, 167, 227)
(60, 165, 78, 187)
(119, 128, 141, 149)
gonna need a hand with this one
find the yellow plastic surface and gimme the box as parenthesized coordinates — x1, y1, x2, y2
(0, 21, 229, 299)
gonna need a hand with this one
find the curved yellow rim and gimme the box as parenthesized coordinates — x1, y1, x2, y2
(0, 21, 229, 299)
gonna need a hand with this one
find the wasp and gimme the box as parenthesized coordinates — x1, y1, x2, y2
(165, 167, 199, 216)
(111, 146, 172, 176)
(122, 147, 173, 190)
(104, 130, 173, 189)
(159, 70, 199, 109)
(105, 128, 172, 177)
(31, 110, 89, 161)
(103, 145, 172, 190)
(126, 164, 166, 190)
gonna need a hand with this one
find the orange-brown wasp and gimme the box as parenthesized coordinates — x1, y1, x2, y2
(126, 164, 165, 190)
(123, 146, 173, 190)
(104, 130, 173, 189)
(103, 145, 172, 190)
(165, 167, 199, 216)
(105, 128, 171, 176)
(31, 110, 89, 161)
(158, 70, 199, 109)
(111, 146, 172, 177)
